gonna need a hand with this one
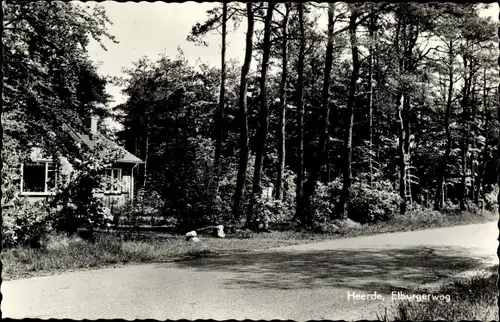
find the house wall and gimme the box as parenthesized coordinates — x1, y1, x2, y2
(21, 151, 138, 208)
(23, 195, 51, 204)
(23, 192, 131, 210)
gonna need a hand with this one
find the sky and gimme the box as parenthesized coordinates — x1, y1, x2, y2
(86, 1, 247, 107)
(86, 2, 499, 108)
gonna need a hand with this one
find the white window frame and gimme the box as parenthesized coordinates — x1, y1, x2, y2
(20, 161, 59, 196)
(105, 168, 123, 194)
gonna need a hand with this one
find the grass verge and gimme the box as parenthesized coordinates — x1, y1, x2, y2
(2, 209, 496, 281)
(1, 232, 322, 281)
(377, 265, 498, 321)
(339, 208, 497, 238)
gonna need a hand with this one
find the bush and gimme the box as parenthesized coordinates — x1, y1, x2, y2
(48, 147, 115, 234)
(310, 181, 337, 227)
(112, 201, 140, 229)
(348, 180, 401, 223)
(234, 229, 254, 239)
(49, 189, 111, 234)
(133, 189, 164, 217)
(112, 190, 177, 230)
(484, 185, 498, 212)
(310, 179, 401, 225)
(400, 205, 446, 226)
(212, 154, 257, 225)
(159, 135, 219, 231)
(253, 198, 287, 226)
(2, 199, 53, 248)
(245, 169, 296, 230)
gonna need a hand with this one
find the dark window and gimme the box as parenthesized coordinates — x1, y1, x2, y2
(22, 162, 59, 193)
(22, 163, 46, 192)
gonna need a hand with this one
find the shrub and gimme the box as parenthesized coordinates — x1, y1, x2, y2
(484, 185, 498, 212)
(465, 200, 479, 214)
(310, 181, 337, 226)
(48, 145, 116, 234)
(134, 189, 164, 217)
(159, 135, 220, 231)
(278, 168, 298, 219)
(400, 206, 446, 226)
(310, 179, 400, 225)
(348, 180, 401, 223)
(111, 192, 178, 230)
(212, 154, 257, 225)
(2, 199, 53, 248)
(112, 201, 140, 230)
(253, 198, 286, 225)
(442, 200, 460, 214)
(234, 229, 254, 239)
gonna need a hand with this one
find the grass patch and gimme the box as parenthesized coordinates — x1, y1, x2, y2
(2, 209, 496, 281)
(1, 232, 323, 281)
(377, 265, 498, 321)
(325, 208, 497, 238)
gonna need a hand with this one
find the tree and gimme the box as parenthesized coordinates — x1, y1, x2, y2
(337, 5, 361, 219)
(295, 2, 306, 218)
(299, 3, 335, 226)
(233, 3, 255, 221)
(3, 1, 114, 203)
(433, 38, 457, 210)
(4, 2, 114, 140)
(187, 3, 233, 197)
(247, 2, 276, 225)
(275, 3, 291, 201)
(496, 82, 500, 322)
(214, 2, 228, 192)
(367, 15, 375, 185)
(113, 2, 499, 231)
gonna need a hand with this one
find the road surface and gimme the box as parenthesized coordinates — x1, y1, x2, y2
(2, 221, 498, 320)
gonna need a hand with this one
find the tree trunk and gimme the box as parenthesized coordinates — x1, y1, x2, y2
(142, 132, 149, 188)
(470, 78, 477, 203)
(338, 8, 360, 219)
(460, 58, 472, 211)
(403, 95, 411, 205)
(247, 2, 275, 225)
(434, 50, 454, 210)
(232, 3, 254, 222)
(496, 81, 500, 322)
(394, 15, 407, 215)
(368, 14, 375, 186)
(374, 37, 381, 163)
(276, 3, 290, 201)
(396, 92, 407, 214)
(134, 136, 138, 161)
(300, 3, 335, 226)
(476, 70, 489, 203)
(213, 2, 227, 195)
(295, 2, 306, 220)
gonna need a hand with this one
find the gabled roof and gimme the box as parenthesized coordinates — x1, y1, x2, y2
(62, 123, 144, 164)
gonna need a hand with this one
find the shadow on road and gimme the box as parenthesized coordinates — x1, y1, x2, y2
(173, 246, 489, 292)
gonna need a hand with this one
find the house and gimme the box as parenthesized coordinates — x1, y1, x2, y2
(19, 117, 144, 210)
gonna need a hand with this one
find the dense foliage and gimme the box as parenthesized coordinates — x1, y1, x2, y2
(2, 1, 116, 246)
(2, 2, 499, 245)
(116, 3, 498, 230)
